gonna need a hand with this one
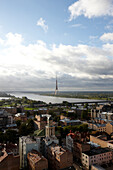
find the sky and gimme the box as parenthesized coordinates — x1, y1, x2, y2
(0, 0, 113, 91)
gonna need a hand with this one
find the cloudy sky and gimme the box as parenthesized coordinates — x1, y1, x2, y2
(0, 0, 113, 91)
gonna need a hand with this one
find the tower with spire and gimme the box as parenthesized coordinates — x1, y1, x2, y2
(55, 76, 58, 95)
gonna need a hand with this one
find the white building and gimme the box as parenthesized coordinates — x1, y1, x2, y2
(66, 132, 75, 152)
(19, 136, 41, 169)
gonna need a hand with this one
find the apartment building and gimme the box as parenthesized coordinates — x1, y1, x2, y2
(82, 148, 112, 169)
(88, 123, 106, 132)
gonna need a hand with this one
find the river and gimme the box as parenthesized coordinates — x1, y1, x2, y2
(8, 92, 101, 104)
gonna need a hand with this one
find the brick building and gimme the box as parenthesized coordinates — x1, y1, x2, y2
(47, 143, 73, 170)
(0, 148, 20, 170)
(73, 142, 90, 162)
(2, 107, 17, 114)
(14, 113, 27, 122)
(27, 150, 48, 170)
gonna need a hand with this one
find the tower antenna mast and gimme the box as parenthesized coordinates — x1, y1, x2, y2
(55, 75, 58, 95)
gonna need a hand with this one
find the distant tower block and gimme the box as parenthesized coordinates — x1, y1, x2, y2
(55, 76, 58, 95)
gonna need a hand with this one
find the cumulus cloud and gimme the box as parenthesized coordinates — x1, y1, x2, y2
(0, 32, 113, 90)
(0, 32, 23, 46)
(68, 0, 113, 20)
(37, 18, 48, 32)
(100, 32, 113, 42)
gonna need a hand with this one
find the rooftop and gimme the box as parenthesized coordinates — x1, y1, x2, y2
(27, 150, 46, 164)
(20, 136, 37, 144)
(60, 118, 81, 123)
(15, 113, 25, 117)
(49, 143, 65, 156)
(83, 147, 111, 156)
(0, 149, 8, 162)
(87, 141, 100, 148)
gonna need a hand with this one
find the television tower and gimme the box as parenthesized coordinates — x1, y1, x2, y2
(55, 76, 58, 95)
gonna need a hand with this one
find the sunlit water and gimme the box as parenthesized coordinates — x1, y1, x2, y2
(8, 92, 100, 104)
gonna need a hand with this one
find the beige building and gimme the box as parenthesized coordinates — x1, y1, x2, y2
(90, 134, 113, 151)
(90, 135, 108, 148)
(48, 143, 73, 170)
(27, 150, 48, 170)
(88, 123, 106, 132)
(82, 148, 112, 169)
(106, 122, 113, 135)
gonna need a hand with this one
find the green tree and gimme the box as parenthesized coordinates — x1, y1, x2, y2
(26, 119, 35, 134)
(4, 130, 17, 143)
(26, 111, 30, 117)
(0, 132, 4, 143)
(19, 123, 28, 136)
(81, 110, 88, 120)
(16, 120, 22, 128)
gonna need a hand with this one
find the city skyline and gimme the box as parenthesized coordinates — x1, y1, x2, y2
(0, 0, 113, 91)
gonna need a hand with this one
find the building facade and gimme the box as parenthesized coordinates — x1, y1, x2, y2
(82, 148, 112, 169)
